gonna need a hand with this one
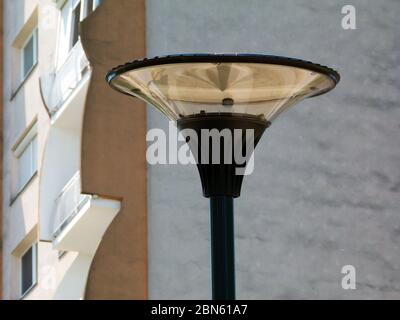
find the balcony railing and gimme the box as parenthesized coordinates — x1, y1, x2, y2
(40, 40, 90, 116)
(53, 171, 91, 239)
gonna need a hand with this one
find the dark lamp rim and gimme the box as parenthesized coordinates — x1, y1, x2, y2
(106, 53, 340, 87)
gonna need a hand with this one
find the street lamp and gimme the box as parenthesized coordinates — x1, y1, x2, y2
(106, 54, 340, 300)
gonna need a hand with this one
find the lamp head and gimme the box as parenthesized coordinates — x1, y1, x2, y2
(107, 54, 340, 197)
(106, 54, 339, 122)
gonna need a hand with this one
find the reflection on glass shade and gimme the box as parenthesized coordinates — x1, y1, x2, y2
(107, 54, 339, 121)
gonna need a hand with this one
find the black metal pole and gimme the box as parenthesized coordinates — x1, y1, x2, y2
(210, 195, 235, 300)
(177, 114, 268, 300)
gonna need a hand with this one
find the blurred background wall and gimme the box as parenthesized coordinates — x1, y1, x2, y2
(146, 0, 400, 299)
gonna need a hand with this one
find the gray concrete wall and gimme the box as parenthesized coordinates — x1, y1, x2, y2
(146, 0, 400, 299)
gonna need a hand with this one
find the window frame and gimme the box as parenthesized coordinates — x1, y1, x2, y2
(70, 0, 82, 50)
(19, 243, 38, 299)
(85, 0, 102, 15)
(56, 0, 102, 69)
(12, 122, 39, 198)
(20, 28, 38, 81)
(56, 0, 82, 69)
(86, 0, 94, 15)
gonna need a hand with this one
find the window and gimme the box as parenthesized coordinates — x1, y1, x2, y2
(21, 29, 38, 79)
(94, 0, 103, 8)
(85, 0, 102, 15)
(10, 9, 38, 96)
(13, 122, 38, 195)
(71, 1, 81, 49)
(20, 243, 38, 297)
(57, 0, 81, 67)
(86, 0, 94, 15)
(57, 0, 102, 67)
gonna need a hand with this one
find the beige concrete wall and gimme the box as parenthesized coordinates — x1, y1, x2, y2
(80, 0, 148, 299)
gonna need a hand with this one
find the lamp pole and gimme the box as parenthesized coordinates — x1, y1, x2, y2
(210, 195, 235, 300)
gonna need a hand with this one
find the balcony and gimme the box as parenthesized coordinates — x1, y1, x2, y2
(51, 171, 120, 255)
(53, 172, 90, 239)
(40, 40, 90, 116)
(39, 143, 120, 300)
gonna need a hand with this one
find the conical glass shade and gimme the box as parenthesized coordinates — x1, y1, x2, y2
(107, 54, 339, 121)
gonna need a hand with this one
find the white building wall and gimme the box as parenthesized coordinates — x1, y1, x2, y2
(2, 0, 99, 300)
(3, 0, 47, 300)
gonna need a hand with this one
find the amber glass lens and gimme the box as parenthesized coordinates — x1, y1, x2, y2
(109, 58, 338, 121)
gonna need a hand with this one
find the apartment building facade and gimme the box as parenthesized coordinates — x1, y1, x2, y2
(2, 0, 400, 300)
(2, 0, 147, 299)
